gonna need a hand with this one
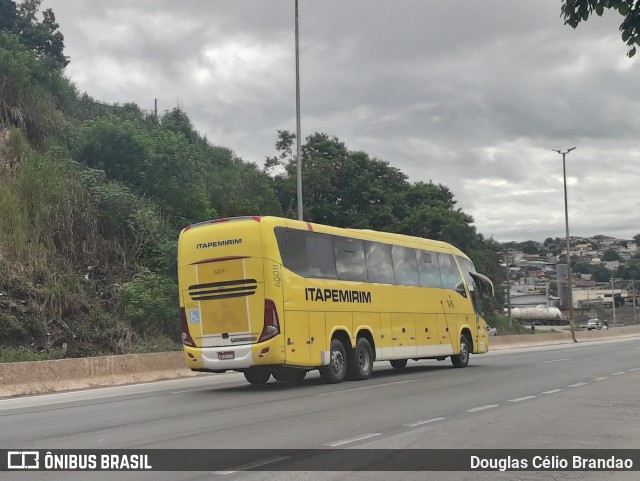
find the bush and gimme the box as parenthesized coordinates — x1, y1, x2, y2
(121, 269, 178, 337)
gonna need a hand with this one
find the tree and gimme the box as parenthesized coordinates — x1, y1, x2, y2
(0, 0, 18, 32)
(0, 0, 69, 67)
(271, 132, 409, 228)
(521, 241, 539, 255)
(617, 260, 640, 279)
(561, 0, 640, 57)
(591, 264, 613, 282)
(602, 248, 620, 261)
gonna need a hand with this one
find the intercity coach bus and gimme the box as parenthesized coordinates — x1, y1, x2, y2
(177, 216, 494, 384)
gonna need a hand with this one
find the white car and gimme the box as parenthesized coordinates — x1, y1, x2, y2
(486, 325, 497, 336)
(586, 319, 602, 331)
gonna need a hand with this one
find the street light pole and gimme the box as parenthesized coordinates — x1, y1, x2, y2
(295, 0, 303, 221)
(553, 147, 577, 342)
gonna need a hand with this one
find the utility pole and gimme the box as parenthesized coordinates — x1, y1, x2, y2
(633, 279, 638, 324)
(505, 250, 512, 328)
(553, 148, 577, 342)
(295, 0, 303, 221)
(611, 276, 617, 326)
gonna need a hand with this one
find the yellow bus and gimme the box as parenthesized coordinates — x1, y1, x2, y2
(177, 216, 494, 384)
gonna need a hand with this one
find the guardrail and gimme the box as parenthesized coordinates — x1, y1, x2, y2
(1, 325, 639, 398)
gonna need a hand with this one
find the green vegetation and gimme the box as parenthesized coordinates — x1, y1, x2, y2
(561, 0, 640, 57)
(0, 1, 505, 362)
(486, 314, 529, 336)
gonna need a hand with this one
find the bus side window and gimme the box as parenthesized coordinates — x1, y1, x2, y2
(391, 246, 420, 286)
(305, 232, 337, 279)
(275, 227, 308, 277)
(439, 253, 465, 295)
(417, 250, 442, 288)
(364, 241, 395, 284)
(334, 237, 367, 282)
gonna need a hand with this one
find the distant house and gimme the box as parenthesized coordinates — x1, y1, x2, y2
(604, 260, 619, 270)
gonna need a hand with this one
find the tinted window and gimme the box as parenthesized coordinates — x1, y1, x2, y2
(439, 253, 464, 292)
(364, 241, 395, 284)
(334, 237, 367, 282)
(456, 256, 476, 293)
(305, 232, 337, 279)
(392, 246, 420, 286)
(418, 250, 442, 288)
(275, 227, 308, 276)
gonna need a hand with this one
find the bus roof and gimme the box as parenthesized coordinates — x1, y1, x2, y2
(186, 216, 469, 259)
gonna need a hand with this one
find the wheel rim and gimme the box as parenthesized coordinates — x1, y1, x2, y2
(358, 347, 370, 372)
(331, 348, 345, 375)
(460, 339, 469, 363)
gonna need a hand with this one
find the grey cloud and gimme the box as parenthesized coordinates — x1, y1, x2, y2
(47, 0, 640, 241)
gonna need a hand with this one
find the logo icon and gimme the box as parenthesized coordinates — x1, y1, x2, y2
(8, 451, 39, 469)
(189, 310, 200, 324)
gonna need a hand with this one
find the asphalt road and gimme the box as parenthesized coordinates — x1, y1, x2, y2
(2, 337, 640, 481)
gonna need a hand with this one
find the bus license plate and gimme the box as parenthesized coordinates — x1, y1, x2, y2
(218, 351, 234, 360)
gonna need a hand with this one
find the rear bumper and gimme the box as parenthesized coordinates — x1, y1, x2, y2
(183, 338, 284, 371)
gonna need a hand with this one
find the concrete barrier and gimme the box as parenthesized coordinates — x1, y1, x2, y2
(0, 351, 201, 398)
(489, 324, 640, 350)
(1, 325, 640, 398)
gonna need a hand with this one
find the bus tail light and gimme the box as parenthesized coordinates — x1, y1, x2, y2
(180, 307, 196, 347)
(259, 299, 280, 343)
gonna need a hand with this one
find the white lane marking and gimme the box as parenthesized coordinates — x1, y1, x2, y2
(592, 377, 609, 381)
(542, 389, 563, 394)
(508, 395, 536, 403)
(536, 358, 572, 365)
(213, 456, 291, 474)
(467, 404, 498, 413)
(628, 368, 640, 372)
(324, 433, 381, 447)
(317, 380, 414, 396)
(405, 417, 445, 427)
(569, 382, 588, 387)
(611, 372, 625, 376)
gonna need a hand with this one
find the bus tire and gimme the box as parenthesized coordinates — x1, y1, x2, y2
(347, 338, 373, 381)
(272, 367, 307, 382)
(243, 368, 271, 384)
(390, 359, 408, 369)
(320, 339, 348, 384)
(451, 334, 470, 368)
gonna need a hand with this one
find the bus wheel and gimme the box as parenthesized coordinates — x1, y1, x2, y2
(320, 339, 347, 384)
(347, 338, 373, 381)
(390, 359, 407, 369)
(272, 368, 307, 382)
(243, 368, 271, 384)
(451, 334, 470, 368)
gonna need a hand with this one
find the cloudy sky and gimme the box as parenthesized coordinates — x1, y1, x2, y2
(45, 0, 640, 242)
